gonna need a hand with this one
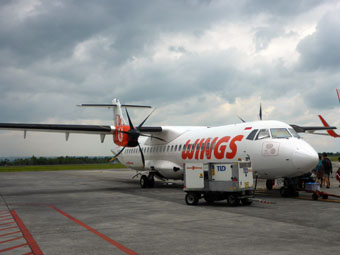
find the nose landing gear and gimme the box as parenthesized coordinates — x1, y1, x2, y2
(280, 178, 299, 197)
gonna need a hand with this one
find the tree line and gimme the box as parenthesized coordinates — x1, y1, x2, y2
(0, 156, 114, 166)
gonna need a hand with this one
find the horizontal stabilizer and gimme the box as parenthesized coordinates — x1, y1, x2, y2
(78, 104, 152, 108)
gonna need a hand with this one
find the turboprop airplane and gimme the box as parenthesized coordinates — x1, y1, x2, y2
(0, 99, 336, 197)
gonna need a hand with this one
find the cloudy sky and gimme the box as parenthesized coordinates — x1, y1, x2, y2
(1, 0, 340, 157)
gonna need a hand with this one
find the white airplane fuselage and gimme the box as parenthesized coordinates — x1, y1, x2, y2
(117, 120, 319, 180)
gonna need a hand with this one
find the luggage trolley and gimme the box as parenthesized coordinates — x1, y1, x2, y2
(184, 161, 254, 206)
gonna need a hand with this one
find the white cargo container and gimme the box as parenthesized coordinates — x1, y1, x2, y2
(184, 161, 254, 206)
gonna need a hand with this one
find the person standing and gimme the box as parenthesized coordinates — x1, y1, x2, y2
(321, 153, 333, 189)
(316, 155, 324, 187)
(336, 157, 340, 187)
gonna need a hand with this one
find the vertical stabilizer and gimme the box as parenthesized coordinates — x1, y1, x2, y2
(112, 98, 126, 127)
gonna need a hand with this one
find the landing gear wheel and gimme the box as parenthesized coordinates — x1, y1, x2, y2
(280, 187, 289, 197)
(147, 175, 155, 188)
(312, 193, 319, 200)
(185, 192, 199, 205)
(321, 194, 328, 199)
(266, 179, 274, 190)
(241, 198, 253, 206)
(140, 175, 149, 188)
(227, 194, 240, 206)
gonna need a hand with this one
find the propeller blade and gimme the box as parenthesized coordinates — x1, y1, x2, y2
(138, 108, 156, 129)
(140, 133, 166, 142)
(137, 143, 145, 168)
(259, 103, 262, 120)
(125, 108, 135, 130)
(110, 146, 127, 161)
(238, 115, 246, 123)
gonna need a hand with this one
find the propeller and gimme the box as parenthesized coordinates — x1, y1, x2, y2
(111, 108, 165, 168)
(259, 103, 262, 120)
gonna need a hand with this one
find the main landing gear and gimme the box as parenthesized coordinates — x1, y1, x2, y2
(280, 178, 299, 197)
(266, 179, 274, 190)
(140, 173, 155, 188)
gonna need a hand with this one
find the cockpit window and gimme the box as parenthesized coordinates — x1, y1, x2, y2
(288, 128, 300, 138)
(246, 129, 258, 140)
(256, 129, 270, 140)
(271, 128, 292, 139)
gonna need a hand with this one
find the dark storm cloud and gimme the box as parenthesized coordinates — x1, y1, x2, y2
(0, 0, 337, 125)
(244, 0, 323, 16)
(297, 12, 340, 71)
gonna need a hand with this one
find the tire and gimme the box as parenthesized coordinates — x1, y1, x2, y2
(241, 198, 253, 206)
(321, 194, 328, 199)
(227, 194, 240, 206)
(185, 192, 199, 205)
(312, 193, 318, 200)
(140, 175, 149, 188)
(266, 179, 274, 190)
(280, 187, 289, 197)
(148, 177, 155, 188)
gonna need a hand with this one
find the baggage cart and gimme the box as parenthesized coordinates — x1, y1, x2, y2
(184, 161, 254, 206)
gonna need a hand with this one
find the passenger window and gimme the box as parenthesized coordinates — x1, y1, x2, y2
(174, 145, 177, 151)
(171, 145, 174, 152)
(246, 129, 258, 140)
(271, 128, 291, 139)
(178, 145, 182, 151)
(167, 146, 170, 152)
(256, 129, 270, 140)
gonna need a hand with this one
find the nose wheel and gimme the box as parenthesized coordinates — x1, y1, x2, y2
(280, 178, 299, 197)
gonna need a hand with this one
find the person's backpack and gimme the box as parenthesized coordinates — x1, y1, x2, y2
(324, 158, 332, 172)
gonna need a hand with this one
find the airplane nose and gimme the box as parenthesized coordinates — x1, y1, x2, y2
(292, 147, 319, 173)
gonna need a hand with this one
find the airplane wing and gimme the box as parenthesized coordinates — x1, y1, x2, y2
(289, 124, 337, 133)
(0, 123, 162, 143)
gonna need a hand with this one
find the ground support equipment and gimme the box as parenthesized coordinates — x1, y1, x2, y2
(184, 161, 254, 206)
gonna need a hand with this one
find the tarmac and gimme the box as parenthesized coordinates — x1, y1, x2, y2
(0, 168, 340, 255)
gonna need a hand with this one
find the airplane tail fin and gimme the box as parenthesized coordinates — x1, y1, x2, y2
(318, 115, 340, 137)
(78, 98, 152, 127)
(78, 98, 152, 145)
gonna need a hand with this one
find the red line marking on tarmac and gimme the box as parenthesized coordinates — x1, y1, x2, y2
(0, 221, 15, 226)
(0, 236, 24, 244)
(0, 230, 21, 237)
(0, 243, 28, 253)
(10, 210, 43, 255)
(23, 252, 34, 255)
(49, 205, 138, 255)
(0, 226, 18, 231)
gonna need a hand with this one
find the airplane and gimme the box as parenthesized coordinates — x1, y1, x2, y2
(0, 98, 336, 197)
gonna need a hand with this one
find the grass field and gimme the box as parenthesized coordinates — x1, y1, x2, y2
(0, 163, 126, 172)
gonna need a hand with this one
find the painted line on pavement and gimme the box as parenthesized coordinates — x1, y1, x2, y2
(49, 205, 138, 255)
(10, 210, 43, 255)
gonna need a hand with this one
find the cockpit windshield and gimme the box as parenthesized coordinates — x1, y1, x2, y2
(288, 128, 300, 138)
(270, 128, 291, 139)
(256, 129, 270, 140)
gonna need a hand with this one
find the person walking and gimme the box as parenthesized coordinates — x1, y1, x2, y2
(321, 153, 333, 189)
(336, 157, 340, 187)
